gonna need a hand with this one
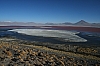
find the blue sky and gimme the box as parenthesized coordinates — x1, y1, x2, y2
(0, 0, 100, 23)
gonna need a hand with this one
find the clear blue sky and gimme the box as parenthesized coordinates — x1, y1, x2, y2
(0, 0, 100, 23)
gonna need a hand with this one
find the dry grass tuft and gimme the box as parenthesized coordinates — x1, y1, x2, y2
(0, 45, 2, 48)
(6, 51, 13, 57)
(19, 50, 26, 57)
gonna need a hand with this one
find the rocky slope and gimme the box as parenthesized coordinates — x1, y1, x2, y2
(0, 38, 100, 66)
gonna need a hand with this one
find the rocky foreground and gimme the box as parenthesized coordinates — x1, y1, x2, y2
(0, 38, 100, 66)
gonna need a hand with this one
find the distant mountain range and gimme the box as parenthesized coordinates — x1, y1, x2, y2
(45, 20, 100, 27)
(0, 20, 100, 28)
(0, 22, 43, 26)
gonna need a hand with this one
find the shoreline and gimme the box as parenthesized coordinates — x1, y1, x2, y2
(0, 28, 100, 45)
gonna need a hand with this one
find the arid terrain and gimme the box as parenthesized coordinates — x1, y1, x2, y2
(0, 37, 100, 66)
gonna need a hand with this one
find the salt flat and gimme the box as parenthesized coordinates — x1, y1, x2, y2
(9, 29, 87, 42)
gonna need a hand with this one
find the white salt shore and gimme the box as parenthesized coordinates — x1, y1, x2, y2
(9, 29, 87, 42)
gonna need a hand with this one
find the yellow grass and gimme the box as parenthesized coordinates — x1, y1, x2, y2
(21, 44, 100, 61)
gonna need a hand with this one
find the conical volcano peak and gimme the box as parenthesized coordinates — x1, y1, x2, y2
(75, 20, 89, 25)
